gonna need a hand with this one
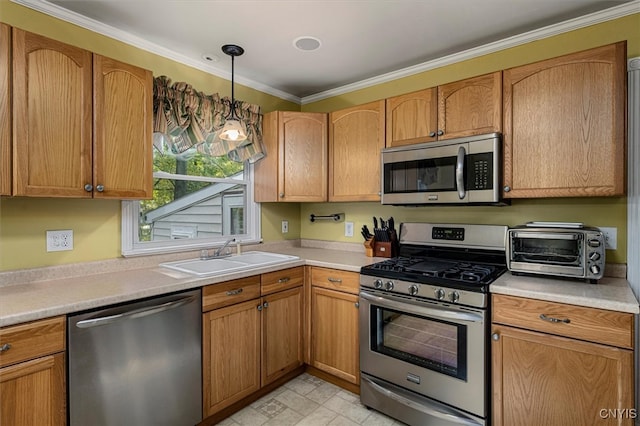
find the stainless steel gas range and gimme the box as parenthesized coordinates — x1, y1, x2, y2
(359, 222, 508, 426)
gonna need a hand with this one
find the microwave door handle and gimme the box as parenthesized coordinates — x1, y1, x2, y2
(456, 146, 466, 200)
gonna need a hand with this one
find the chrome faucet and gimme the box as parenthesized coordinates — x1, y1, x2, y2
(200, 238, 236, 260)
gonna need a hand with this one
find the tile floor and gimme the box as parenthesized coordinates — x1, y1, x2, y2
(215, 373, 406, 426)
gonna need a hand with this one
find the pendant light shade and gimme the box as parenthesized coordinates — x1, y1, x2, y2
(219, 44, 248, 143)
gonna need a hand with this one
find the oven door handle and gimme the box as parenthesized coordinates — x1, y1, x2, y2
(359, 291, 483, 323)
(362, 375, 482, 425)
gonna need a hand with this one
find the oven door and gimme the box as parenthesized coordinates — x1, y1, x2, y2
(359, 290, 488, 420)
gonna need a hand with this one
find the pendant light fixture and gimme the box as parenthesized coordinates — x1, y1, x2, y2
(219, 44, 248, 143)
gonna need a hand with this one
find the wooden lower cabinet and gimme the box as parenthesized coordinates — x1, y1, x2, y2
(492, 294, 635, 426)
(202, 273, 304, 418)
(310, 286, 359, 385)
(0, 316, 66, 426)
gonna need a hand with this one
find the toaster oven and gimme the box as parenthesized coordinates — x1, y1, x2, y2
(506, 224, 605, 282)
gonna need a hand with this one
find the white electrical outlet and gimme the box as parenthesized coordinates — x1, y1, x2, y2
(599, 227, 617, 250)
(281, 220, 289, 234)
(345, 221, 354, 237)
(46, 230, 74, 252)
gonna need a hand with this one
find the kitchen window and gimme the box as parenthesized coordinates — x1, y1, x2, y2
(121, 145, 260, 256)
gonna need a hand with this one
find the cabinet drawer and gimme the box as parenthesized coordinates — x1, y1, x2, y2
(202, 276, 261, 312)
(261, 267, 304, 295)
(311, 267, 360, 295)
(0, 316, 66, 368)
(492, 294, 634, 349)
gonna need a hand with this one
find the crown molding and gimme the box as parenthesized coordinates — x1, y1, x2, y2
(301, 0, 640, 104)
(12, 0, 640, 106)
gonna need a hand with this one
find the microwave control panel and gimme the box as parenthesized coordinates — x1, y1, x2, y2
(467, 153, 494, 190)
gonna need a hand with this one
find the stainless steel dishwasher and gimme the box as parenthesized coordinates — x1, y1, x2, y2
(68, 288, 202, 426)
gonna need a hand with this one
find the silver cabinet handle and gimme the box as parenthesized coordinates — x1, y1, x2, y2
(277, 277, 290, 283)
(84, 184, 93, 192)
(491, 333, 500, 341)
(437, 129, 444, 136)
(257, 304, 263, 311)
(539, 314, 570, 324)
(96, 184, 105, 192)
(279, 192, 284, 198)
(327, 277, 342, 283)
(75, 295, 196, 328)
(0, 343, 11, 353)
(456, 145, 466, 200)
(355, 302, 359, 308)
(263, 301, 269, 309)
(226, 288, 243, 296)
(503, 185, 511, 192)
(428, 131, 436, 138)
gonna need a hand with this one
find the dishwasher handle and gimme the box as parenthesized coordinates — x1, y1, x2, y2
(75, 295, 197, 329)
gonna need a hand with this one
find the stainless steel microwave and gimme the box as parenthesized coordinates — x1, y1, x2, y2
(381, 133, 503, 205)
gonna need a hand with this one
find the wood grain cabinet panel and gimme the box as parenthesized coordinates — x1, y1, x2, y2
(329, 100, 385, 201)
(0, 23, 11, 195)
(386, 87, 437, 147)
(503, 42, 626, 198)
(492, 294, 634, 426)
(255, 111, 327, 202)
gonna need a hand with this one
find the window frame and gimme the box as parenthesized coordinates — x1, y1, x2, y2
(121, 162, 261, 257)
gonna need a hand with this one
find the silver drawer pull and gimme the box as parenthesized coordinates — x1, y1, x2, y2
(277, 277, 290, 283)
(539, 314, 570, 324)
(327, 277, 342, 283)
(226, 288, 244, 296)
(0, 343, 11, 353)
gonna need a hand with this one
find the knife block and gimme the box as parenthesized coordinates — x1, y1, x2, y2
(374, 241, 394, 258)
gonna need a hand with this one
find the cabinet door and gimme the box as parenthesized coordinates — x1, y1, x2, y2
(329, 100, 385, 201)
(437, 71, 502, 140)
(0, 23, 10, 196)
(386, 87, 437, 147)
(262, 287, 303, 385)
(492, 324, 634, 426)
(93, 55, 152, 199)
(12, 29, 93, 197)
(0, 353, 66, 426)
(503, 42, 626, 198)
(311, 287, 359, 384)
(203, 299, 261, 416)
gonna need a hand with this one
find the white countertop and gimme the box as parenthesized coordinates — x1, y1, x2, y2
(1, 243, 638, 327)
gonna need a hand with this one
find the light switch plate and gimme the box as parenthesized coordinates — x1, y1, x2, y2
(281, 220, 289, 234)
(345, 222, 354, 237)
(46, 230, 74, 252)
(598, 227, 617, 250)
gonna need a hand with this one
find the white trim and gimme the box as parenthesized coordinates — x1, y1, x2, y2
(11, 0, 640, 105)
(627, 56, 640, 423)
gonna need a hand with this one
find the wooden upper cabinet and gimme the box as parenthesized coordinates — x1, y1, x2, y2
(12, 28, 93, 197)
(437, 71, 502, 140)
(386, 87, 437, 147)
(385, 72, 502, 147)
(93, 55, 152, 199)
(255, 111, 327, 202)
(503, 42, 626, 198)
(329, 100, 385, 201)
(0, 24, 10, 196)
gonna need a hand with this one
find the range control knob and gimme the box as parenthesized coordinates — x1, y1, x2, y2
(374, 279, 384, 289)
(434, 288, 446, 300)
(590, 265, 601, 275)
(408, 285, 419, 296)
(385, 281, 395, 291)
(448, 291, 460, 303)
(589, 252, 601, 261)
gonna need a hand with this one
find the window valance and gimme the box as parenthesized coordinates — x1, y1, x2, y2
(152, 76, 265, 163)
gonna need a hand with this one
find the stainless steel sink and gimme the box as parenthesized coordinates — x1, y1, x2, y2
(160, 251, 300, 276)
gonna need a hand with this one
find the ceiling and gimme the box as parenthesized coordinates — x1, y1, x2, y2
(21, 0, 639, 103)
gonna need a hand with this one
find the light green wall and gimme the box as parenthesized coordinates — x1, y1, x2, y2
(0, 1, 636, 270)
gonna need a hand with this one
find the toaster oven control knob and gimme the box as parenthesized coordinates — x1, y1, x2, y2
(588, 239, 602, 248)
(589, 252, 601, 261)
(448, 291, 460, 303)
(374, 279, 384, 289)
(590, 265, 601, 275)
(385, 281, 395, 291)
(434, 288, 446, 300)
(408, 285, 419, 296)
